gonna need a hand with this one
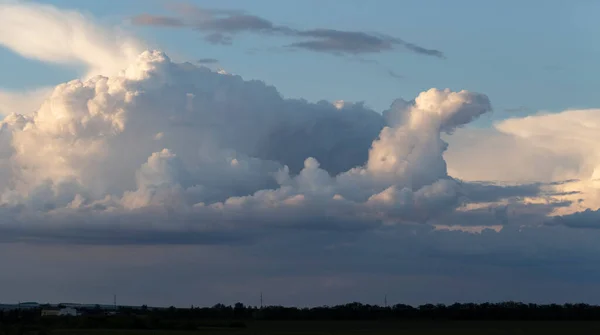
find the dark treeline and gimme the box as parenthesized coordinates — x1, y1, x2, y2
(192, 302, 600, 321)
(3, 302, 600, 333)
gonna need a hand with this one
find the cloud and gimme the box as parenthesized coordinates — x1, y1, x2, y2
(197, 58, 219, 64)
(445, 108, 600, 219)
(550, 209, 600, 229)
(387, 70, 403, 80)
(0, 1, 145, 128)
(290, 29, 444, 57)
(0, 87, 52, 116)
(130, 5, 443, 58)
(0, 1, 143, 78)
(204, 32, 233, 45)
(0, 48, 528, 248)
(6, 222, 600, 306)
(196, 14, 280, 33)
(130, 9, 291, 40)
(130, 14, 185, 27)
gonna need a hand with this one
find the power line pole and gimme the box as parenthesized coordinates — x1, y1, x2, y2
(260, 292, 263, 309)
(113, 294, 117, 311)
(384, 294, 388, 308)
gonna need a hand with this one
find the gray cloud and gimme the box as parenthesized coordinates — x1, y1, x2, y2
(550, 209, 600, 229)
(459, 180, 572, 203)
(399, 40, 445, 58)
(352, 57, 380, 65)
(387, 70, 403, 80)
(131, 14, 185, 27)
(196, 14, 276, 33)
(5, 222, 600, 307)
(204, 32, 232, 45)
(130, 6, 444, 58)
(0, 224, 253, 246)
(197, 58, 219, 64)
(290, 29, 396, 54)
(165, 3, 246, 18)
(289, 29, 444, 58)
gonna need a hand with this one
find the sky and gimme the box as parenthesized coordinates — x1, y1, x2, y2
(2, 0, 600, 308)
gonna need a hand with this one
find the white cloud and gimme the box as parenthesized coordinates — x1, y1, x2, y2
(0, 0, 143, 78)
(0, 87, 52, 116)
(0, 0, 145, 134)
(445, 109, 600, 216)
(0, 48, 507, 233)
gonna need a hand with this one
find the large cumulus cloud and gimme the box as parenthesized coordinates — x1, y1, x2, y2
(0, 49, 529, 243)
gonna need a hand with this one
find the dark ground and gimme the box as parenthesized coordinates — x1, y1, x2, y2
(50, 320, 600, 335)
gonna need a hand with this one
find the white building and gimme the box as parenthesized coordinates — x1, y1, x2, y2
(59, 307, 78, 316)
(41, 307, 79, 317)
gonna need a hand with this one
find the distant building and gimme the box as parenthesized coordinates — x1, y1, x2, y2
(41, 309, 60, 317)
(41, 307, 78, 317)
(59, 307, 79, 316)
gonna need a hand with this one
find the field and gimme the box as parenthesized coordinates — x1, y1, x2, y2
(49, 320, 600, 335)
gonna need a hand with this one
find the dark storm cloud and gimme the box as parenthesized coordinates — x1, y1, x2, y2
(0, 224, 252, 246)
(7, 227, 600, 307)
(550, 209, 600, 229)
(0, 211, 257, 246)
(459, 179, 581, 204)
(0, 197, 382, 246)
(460, 181, 543, 203)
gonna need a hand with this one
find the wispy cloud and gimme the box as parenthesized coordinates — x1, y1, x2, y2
(130, 5, 444, 58)
(131, 14, 185, 27)
(387, 70, 403, 80)
(205, 32, 232, 45)
(289, 29, 395, 54)
(0, 1, 143, 77)
(289, 29, 444, 57)
(197, 58, 219, 64)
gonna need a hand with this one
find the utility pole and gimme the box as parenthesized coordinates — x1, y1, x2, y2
(384, 294, 388, 308)
(260, 292, 263, 309)
(113, 294, 117, 311)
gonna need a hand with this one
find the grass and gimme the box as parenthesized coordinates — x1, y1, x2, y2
(49, 320, 600, 335)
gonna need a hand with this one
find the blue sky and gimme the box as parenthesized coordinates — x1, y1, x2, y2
(3, 0, 600, 124)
